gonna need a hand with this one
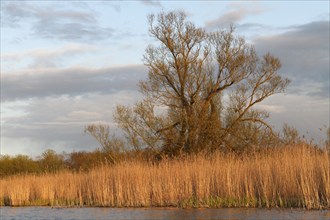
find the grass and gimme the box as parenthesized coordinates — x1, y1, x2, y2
(0, 144, 329, 209)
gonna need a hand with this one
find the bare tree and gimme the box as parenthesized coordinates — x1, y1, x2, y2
(325, 127, 330, 151)
(281, 123, 300, 145)
(115, 11, 289, 155)
(85, 123, 125, 163)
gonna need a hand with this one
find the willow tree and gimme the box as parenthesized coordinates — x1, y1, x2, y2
(115, 11, 289, 155)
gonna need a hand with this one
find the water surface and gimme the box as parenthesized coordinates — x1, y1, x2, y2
(1, 207, 329, 220)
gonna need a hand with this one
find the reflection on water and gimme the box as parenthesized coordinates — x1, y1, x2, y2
(1, 207, 329, 220)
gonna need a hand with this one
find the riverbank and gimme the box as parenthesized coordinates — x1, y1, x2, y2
(1, 145, 329, 209)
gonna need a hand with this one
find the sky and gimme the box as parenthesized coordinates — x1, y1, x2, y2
(1, 0, 329, 156)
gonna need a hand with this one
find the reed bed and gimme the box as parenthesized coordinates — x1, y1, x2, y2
(0, 145, 329, 209)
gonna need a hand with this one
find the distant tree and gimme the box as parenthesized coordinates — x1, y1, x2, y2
(326, 127, 330, 151)
(39, 149, 65, 172)
(85, 123, 125, 163)
(0, 155, 39, 177)
(66, 150, 109, 171)
(281, 123, 300, 145)
(114, 11, 289, 156)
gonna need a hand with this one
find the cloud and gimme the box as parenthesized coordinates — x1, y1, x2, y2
(1, 1, 114, 41)
(256, 104, 286, 114)
(139, 0, 162, 8)
(1, 92, 140, 156)
(205, 3, 264, 29)
(1, 1, 95, 25)
(111, 4, 121, 13)
(33, 22, 113, 41)
(236, 23, 274, 33)
(1, 65, 147, 102)
(2, 44, 98, 69)
(254, 20, 330, 98)
(261, 93, 329, 143)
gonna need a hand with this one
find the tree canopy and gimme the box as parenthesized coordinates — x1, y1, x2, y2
(113, 11, 289, 156)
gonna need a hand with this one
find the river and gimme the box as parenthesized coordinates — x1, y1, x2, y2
(1, 207, 329, 220)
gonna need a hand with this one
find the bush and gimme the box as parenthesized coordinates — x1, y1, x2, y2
(0, 155, 40, 177)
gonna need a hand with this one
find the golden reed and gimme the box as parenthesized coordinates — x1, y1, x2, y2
(0, 145, 329, 209)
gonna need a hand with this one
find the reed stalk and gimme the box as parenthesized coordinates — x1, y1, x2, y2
(0, 145, 329, 209)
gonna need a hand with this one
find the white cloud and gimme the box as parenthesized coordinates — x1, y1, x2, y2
(205, 3, 264, 29)
(1, 65, 147, 101)
(256, 104, 286, 114)
(140, 0, 162, 8)
(254, 21, 329, 99)
(2, 44, 99, 70)
(1, 91, 142, 156)
(1, 1, 114, 41)
(262, 93, 329, 143)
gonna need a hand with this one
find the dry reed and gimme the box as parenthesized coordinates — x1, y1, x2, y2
(0, 145, 329, 209)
